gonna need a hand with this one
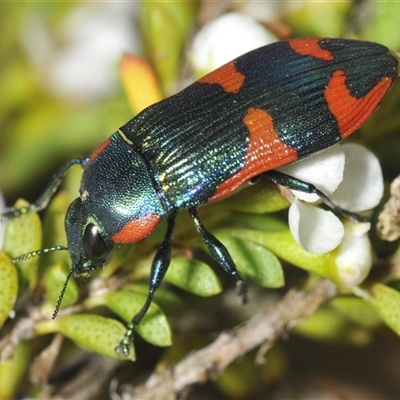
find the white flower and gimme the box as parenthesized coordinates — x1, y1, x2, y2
(278, 143, 383, 256)
(21, 3, 139, 101)
(335, 221, 372, 287)
(288, 198, 345, 254)
(279, 144, 345, 203)
(191, 12, 277, 77)
(331, 143, 384, 212)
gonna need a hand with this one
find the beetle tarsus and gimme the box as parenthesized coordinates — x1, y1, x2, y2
(115, 321, 136, 357)
(264, 170, 367, 222)
(237, 280, 248, 304)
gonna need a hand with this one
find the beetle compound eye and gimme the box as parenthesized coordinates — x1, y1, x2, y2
(82, 223, 109, 259)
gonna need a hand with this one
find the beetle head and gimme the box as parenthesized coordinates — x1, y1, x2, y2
(65, 132, 166, 276)
(65, 197, 111, 275)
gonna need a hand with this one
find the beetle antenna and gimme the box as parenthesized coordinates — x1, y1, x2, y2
(10, 246, 71, 318)
(12, 246, 68, 263)
(53, 268, 74, 319)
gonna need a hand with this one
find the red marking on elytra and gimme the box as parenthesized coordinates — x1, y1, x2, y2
(289, 38, 334, 61)
(111, 214, 161, 244)
(325, 70, 393, 139)
(86, 138, 111, 167)
(209, 107, 298, 201)
(198, 60, 246, 94)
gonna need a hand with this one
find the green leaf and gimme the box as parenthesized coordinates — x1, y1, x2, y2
(0, 252, 18, 328)
(366, 283, 400, 335)
(123, 283, 184, 315)
(2, 199, 41, 289)
(104, 290, 172, 347)
(330, 296, 381, 329)
(216, 234, 284, 288)
(165, 257, 222, 296)
(140, 2, 184, 94)
(294, 307, 372, 345)
(224, 212, 288, 233)
(140, 1, 198, 94)
(0, 341, 32, 400)
(52, 314, 134, 360)
(219, 178, 289, 214)
(227, 228, 336, 280)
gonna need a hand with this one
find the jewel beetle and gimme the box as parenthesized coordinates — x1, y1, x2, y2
(2, 38, 399, 357)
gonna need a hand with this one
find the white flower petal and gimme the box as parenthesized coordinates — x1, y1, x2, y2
(331, 143, 384, 212)
(22, 3, 139, 101)
(289, 198, 344, 254)
(335, 221, 372, 287)
(278, 145, 345, 203)
(191, 12, 277, 76)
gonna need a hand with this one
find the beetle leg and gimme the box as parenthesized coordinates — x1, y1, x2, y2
(1, 157, 89, 220)
(264, 170, 367, 222)
(188, 207, 247, 302)
(116, 211, 177, 357)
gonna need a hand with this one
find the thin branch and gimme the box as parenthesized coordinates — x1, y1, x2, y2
(129, 279, 338, 400)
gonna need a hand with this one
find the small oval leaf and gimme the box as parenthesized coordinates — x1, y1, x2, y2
(3, 199, 41, 289)
(228, 228, 335, 280)
(0, 252, 18, 328)
(220, 178, 289, 214)
(216, 234, 284, 288)
(55, 314, 134, 360)
(141, 2, 183, 93)
(330, 296, 381, 329)
(141, 2, 197, 94)
(166, 257, 222, 296)
(366, 283, 400, 335)
(105, 290, 172, 347)
(294, 307, 372, 345)
(0, 341, 32, 399)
